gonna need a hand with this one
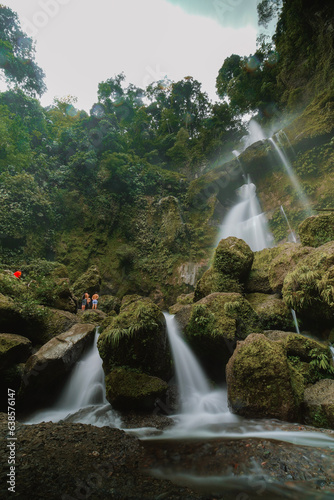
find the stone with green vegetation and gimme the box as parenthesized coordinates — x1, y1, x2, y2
(98, 295, 171, 380)
(303, 379, 334, 429)
(175, 292, 261, 382)
(226, 333, 304, 421)
(194, 267, 241, 301)
(194, 237, 253, 301)
(246, 293, 293, 331)
(71, 265, 102, 299)
(105, 367, 168, 411)
(282, 241, 334, 328)
(268, 243, 314, 293)
(213, 237, 253, 279)
(245, 246, 285, 293)
(298, 213, 334, 247)
(0, 333, 32, 370)
(97, 294, 121, 314)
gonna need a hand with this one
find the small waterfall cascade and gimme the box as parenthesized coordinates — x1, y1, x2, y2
(25, 329, 121, 428)
(241, 119, 267, 150)
(269, 137, 313, 216)
(217, 179, 274, 251)
(164, 313, 237, 430)
(280, 205, 297, 243)
(291, 309, 300, 334)
(330, 345, 334, 363)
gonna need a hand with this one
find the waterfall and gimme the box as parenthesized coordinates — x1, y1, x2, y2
(280, 205, 297, 243)
(217, 179, 274, 251)
(25, 329, 122, 428)
(291, 309, 300, 334)
(241, 119, 266, 150)
(269, 137, 313, 215)
(164, 313, 237, 430)
(330, 345, 334, 363)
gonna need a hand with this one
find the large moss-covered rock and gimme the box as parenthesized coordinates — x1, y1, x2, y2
(194, 237, 253, 301)
(303, 379, 334, 429)
(98, 295, 171, 380)
(194, 267, 241, 301)
(246, 293, 293, 331)
(0, 272, 27, 299)
(226, 333, 304, 421)
(175, 292, 261, 382)
(97, 294, 121, 314)
(105, 367, 168, 411)
(0, 333, 32, 370)
(71, 265, 102, 298)
(282, 241, 334, 327)
(268, 243, 313, 293)
(245, 246, 285, 293)
(0, 334, 32, 412)
(298, 213, 334, 248)
(213, 237, 254, 280)
(19, 323, 96, 409)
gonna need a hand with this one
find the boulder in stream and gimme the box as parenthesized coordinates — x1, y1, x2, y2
(19, 322, 96, 409)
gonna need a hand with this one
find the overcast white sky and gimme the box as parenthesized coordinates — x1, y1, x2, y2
(2, 0, 262, 111)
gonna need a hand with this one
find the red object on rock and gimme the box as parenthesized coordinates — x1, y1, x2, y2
(13, 271, 21, 279)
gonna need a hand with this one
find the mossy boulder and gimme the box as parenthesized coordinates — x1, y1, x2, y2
(81, 309, 107, 324)
(169, 293, 195, 315)
(98, 295, 171, 380)
(194, 237, 253, 301)
(0, 333, 32, 370)
(213, 237, 254, 280)
(298, 213, 334, 248)
(226, 333, 304, 421)
(282, 241, 334, 327)
(105, 367, 168, 411)
(0, 333, 32, 412)
(175, 292, 261, 382)
(246, 293, 293, 331)
(268, 243, 314, 293)
(71, 265, 102, 298)
(245, 246, 285, 293)
(283, 333, 334, 386)
(303, 379, 334, 429)
(0, 272, 27, 299)
(97, 294, 121, 314)
(194, 267, 241, 301)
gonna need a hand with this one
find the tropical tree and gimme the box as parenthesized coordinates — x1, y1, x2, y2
(0, 5, 46, 96)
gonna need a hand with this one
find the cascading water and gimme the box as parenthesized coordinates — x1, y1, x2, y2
(241, 119, 266, 150)
(25, 329, 121, 428)
(291, 309, 301, 334)
(280, 205, 297, 243)
(269, 137, 313, 216)
(163, 312, 237, 431)
(216, 179, 274, 251)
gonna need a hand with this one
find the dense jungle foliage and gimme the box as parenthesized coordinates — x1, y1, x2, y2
(0, 0, 333, 303)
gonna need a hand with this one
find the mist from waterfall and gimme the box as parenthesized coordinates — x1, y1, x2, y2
(217, 179, 274, 251)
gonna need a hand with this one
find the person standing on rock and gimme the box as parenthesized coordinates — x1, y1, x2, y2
(92, 292, 99, 309)
(81, 292, 90, 311)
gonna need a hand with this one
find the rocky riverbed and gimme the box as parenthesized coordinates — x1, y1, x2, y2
(1, 413, 334, 500)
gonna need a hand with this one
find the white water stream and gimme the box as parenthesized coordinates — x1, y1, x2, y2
(217, 180, 274, 251)
(25, 329, 122, 428)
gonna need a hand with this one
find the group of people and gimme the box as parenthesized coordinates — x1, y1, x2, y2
(81, 292, 99, 311)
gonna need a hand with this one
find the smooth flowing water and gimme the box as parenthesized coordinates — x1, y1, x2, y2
(24, 329, 122, 428)
(269, 137, 313, 215)
(217, 180, 274, 251)
(291, 309, 301, 334)
(280, 205, 297, 243)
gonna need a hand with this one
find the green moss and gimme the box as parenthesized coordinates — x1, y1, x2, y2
(298, 213, 334, 247)
(98, 295, 171, 380)
(105, 367, 168, 411)
(226, 334, 302, 420)
(245, 246, 284, 293)
(246, 293, 293, 331)
(282, 241, 334, 326)
(194, 268, 241, 301)
(268, 243, 313, 293)
(213, 237, 253, 280)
